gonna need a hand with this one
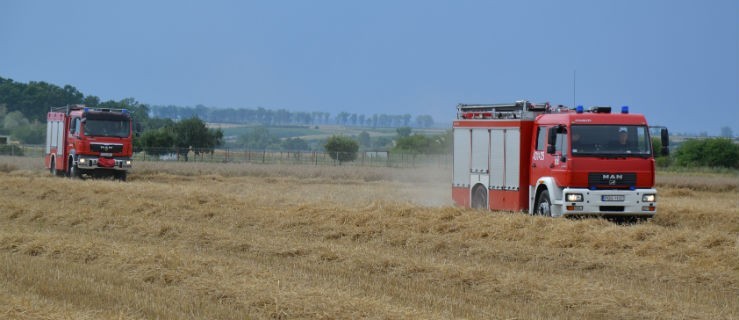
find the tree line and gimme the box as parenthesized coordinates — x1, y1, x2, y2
(150, 105, 435, 128)
(0, 76, 436, 146)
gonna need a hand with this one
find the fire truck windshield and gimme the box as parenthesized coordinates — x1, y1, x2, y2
(83, 119, 130, 138)
(571, 125, 652, 157)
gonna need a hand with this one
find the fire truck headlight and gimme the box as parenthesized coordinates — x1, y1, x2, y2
(79, 158, 86, 164)
(125, 160, 132, 166)
(566, 193, 583, 202)
(642, 194, 656, 202)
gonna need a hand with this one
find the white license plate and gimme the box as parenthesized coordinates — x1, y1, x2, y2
(101, 153, 112, 157)
(602, 195, 625, 202)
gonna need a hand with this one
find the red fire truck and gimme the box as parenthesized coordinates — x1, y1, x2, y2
(45, 104, 133, 181)
(452, 101, 668, 218)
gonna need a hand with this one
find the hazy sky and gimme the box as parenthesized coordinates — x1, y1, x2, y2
(1, 0, 737, 135)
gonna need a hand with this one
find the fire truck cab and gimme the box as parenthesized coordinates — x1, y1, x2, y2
(45, 104, 133, 181)
(452, 101, 668, 218)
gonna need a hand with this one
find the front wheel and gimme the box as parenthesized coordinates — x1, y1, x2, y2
(115, 171, 127, 182)
(68, 159, 81, 179)
(535, 190, 552, 217)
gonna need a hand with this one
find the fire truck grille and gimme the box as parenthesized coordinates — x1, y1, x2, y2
(588, 172, 637, 188)
(90, 143, 123, 153)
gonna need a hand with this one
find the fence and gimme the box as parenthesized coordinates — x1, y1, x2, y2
(1, 145, 452, 169)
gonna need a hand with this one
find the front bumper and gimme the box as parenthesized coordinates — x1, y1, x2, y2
(560, 188, 656, 217)
(76, 155, 132, 171)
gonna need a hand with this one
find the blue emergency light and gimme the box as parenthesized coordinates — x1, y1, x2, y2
(576, 105, 584, 113)
(83, 107, 90, 113)
(621, 106, 629, 114)
(121, 109, 128, 115)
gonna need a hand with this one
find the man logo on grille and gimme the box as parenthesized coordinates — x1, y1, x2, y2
(602, 174, 623, 185)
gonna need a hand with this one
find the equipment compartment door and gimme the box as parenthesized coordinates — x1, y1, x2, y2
(453, 128, 471, 187)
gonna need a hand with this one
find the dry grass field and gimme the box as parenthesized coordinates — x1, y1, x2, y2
(0, 156, 737, 319)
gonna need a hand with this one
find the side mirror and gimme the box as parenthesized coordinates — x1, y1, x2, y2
(660, 128, 670, 156)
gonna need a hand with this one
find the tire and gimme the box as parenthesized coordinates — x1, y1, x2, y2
(535, 190, 552, 217)
(471, 184, 488, 209)
(50, 158, 58, 176)
(68, 159, 80, 179)
(115, 171, 127, 182)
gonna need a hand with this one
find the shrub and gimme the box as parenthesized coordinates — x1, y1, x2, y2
(673, 138, 739, 168)
(324, 135, 358, 164)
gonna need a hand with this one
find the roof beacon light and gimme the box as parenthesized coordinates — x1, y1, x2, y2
(621, 106, 629, 114)
(121, 109, 129, 115)
(83, 107, 89, 113)
(576, 105, 584, 114)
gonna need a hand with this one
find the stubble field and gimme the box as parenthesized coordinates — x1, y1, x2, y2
(0, 156, 737, 319)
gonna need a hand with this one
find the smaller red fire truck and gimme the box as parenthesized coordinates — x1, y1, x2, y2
(45, 104, 133, 181)
(452, 101, 668, 218)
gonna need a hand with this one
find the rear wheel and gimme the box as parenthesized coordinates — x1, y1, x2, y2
(471, 184, 488, 209)
(535, 190, 552, 217)
(115, 171, 127, 182)
(50, 158, 58, 176)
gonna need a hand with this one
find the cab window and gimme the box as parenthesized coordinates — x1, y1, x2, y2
(70, 118, 81, 135)
(535, 127, 547, 151)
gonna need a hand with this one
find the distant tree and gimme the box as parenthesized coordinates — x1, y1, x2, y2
(336, 112, 350, 125)
(281, 137, 309, 151)
(324, 135, 359, 164)
(373, 136, 392, 149)
(83, 95, 101, 108)
(2, 111, 29, 131)
(11, 121, 45, 144)
(396, 127, 412, 138)
(394, 134, 432, 154)
(402, 114, 412, 126)
(720, 126, 734, 138)
(238, 126, 277, 150)
(358, 114, 366, 127)
(357, 131, 371, 148)
(415, 115, 434, 128)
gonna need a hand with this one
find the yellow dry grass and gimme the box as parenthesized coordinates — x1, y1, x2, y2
(0, 156, 737, 319)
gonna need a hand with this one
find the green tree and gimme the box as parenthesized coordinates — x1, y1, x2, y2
(357, 131, 371, 148)
(393, 130, 452, 154)
(172, 117, 223, 161)
(673, 138, 739, 168)
(139, 128, 176, 156)
(394, 134, 432, 154)
(324, 135, 359, 164)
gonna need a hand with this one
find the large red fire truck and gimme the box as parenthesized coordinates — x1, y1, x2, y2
(452, 101, 668, 218)
(45, 105, 133, 181)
